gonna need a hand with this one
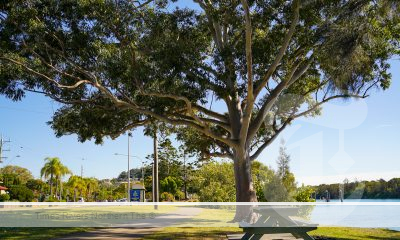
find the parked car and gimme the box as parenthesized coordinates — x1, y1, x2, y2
(78, 197, 85, 202)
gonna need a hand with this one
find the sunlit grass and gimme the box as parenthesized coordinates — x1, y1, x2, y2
(0, 226, 399, 239)
(147, 227, 400, 240)
(0, 227, 91, 240)
(0, 205, 177, 227)
(310, 227, 400, 240)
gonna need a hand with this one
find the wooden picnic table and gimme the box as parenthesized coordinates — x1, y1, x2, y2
(239, 206, 317, 240)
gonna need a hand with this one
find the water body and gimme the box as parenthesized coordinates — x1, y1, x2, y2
(311, 199, 400, 231)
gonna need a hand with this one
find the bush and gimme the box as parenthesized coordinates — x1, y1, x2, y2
(160, 176, 178, 195)
(175, 190, 185, 201)
(46, 196, 58, 202)
(9, 185, 34, 202)
(145, 192, 152, 201)
(160, 192, 174, 202)
(0, 194, 10, 202)
(295, 185, 316, 202)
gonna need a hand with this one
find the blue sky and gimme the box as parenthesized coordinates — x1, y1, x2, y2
(0, 1, 399, 185)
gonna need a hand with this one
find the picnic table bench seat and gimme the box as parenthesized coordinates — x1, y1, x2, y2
(235, 206, 317, 240)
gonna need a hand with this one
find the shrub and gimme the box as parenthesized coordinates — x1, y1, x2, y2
(145, 192, 152, 201)
(9, 185, 34, 202)
(295, 185, 316, 202)
(160, 176, 178, 195)
(0, 194, 10, 202)
(175, 190, 185, 201)
(160, 192, 174, 202)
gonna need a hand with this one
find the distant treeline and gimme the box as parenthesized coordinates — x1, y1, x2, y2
(314, 178, 400, 199)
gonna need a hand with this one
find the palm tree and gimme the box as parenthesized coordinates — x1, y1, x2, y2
(67, 175, 85, 202)
(56, 164, 72, 200)
(85, 178, 99, 201)
(40, 157, 71, 200)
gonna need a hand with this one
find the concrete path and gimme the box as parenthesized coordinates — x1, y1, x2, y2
(115, 207, 203, 228)
(54, 207, 202, 239)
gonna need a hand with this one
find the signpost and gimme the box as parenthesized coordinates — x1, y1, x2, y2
(130, 184, 145, 202)
(130, 189, 141, 202)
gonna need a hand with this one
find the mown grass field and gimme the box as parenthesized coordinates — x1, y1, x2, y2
(0, 227, 399, 240)
(1, 206, 399, 239)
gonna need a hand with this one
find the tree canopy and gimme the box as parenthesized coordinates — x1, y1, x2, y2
(0, 165, 33, 184)
(1, 0, 399, 207)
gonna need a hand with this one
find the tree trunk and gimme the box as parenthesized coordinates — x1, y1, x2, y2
(49, 173, 53, 198)
(60, 180, 63, 201)
(55, 178, 59, 200)
(232, 148, 258, 222)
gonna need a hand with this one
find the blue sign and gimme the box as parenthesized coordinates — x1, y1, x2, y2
(130, 189, 141, 202)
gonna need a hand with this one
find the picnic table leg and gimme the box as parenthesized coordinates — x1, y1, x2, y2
(240, 232, 253, 240)
(248, 234, 264, 240)
(294, 232, 314, 240)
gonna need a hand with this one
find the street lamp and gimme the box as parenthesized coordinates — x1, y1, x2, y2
(114, 152, 145, 201)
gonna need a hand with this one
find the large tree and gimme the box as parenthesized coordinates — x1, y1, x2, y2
(0, 165, 33, 184)
(1, 0, 399, 219)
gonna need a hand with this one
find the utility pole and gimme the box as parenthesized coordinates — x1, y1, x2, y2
(153, 127, 159, 209)
(127, 132, 132, 202)
(141, 161, 144, 185)
(183, 151, 188, 200)
(81, 158, 84, 178)
(0, 135, 11, 164)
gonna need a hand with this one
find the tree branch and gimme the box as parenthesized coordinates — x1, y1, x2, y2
(250, 118, 291, 161)
(110, 118, 151, 139)
(247, 55, 312, 142)
(238, 0, 255, 146)
(1, 57, 92, 89)
(253, 0, 300, 98)
(205, 151, 233, 160)
(292, 94, 367, 119)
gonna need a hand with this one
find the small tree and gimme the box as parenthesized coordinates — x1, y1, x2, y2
(9, 185, 34, 202)
(67, 175, 85, 202)
(276, 140, 297, 194)
(160, 176, 179, 196)
(264, 173, 292, 202)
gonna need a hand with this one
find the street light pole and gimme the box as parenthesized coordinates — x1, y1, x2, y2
(127, 133, 131, 202)
(114, 153, 146, 201)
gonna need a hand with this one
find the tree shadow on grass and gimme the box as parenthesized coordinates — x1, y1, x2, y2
(145, 227, 241, 240)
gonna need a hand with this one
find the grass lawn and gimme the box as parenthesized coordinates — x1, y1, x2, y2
(147, 227, 400, 240)
(0, 227, 399, 239)
(0, 227, 91, 240)
(0, 205, 177, 227)
(310, 227, 400, 240)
